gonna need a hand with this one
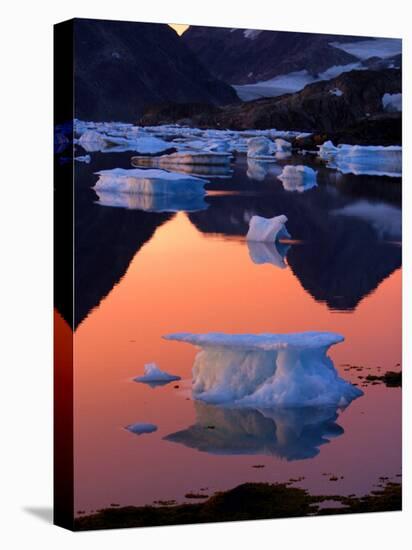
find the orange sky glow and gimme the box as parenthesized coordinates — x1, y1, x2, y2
(169, 23, 189, 35)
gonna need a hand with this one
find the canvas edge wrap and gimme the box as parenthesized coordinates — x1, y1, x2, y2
(54, 19, 75, 531)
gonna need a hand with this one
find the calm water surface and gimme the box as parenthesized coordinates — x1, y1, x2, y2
(73, 153, 401, 513)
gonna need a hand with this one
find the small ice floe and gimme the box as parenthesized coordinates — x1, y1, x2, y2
(318, 140, 339, 161)
(93, 168, 207, 197)
(78, 130, 107, 152)
(163, 332, 363, 408)
(247, 137, 276, 160)
(134, 363, 181, 387)
(125, 423, 158, 435)
(318, 143, 402, 177)
(382, 92, 402, 113)
(78, 131, 172, 154)
(75, 154, 91, 163)
(247, 240, 290, 269)
(277, 165, 318, 192)
(246, 214, 291, 243)
(95, 190, 208, 213)
(274, 138, 292, 152)
(165, 401, 345, 460)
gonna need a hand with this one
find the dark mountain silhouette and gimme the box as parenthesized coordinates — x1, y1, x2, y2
(73, 18, 238, 122)
(182, 27, 366, 85)
(188, 163, 401, 311)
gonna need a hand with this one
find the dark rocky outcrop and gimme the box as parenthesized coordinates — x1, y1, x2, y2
(73, 18, 238, 122)
(182, 26, 364, 84)
(139, 69, 401, 144)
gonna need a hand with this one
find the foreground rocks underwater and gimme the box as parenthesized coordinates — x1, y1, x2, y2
(74, 480, 401, 530)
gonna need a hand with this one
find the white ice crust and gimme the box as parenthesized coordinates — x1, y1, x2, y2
(134, 363, 181, 384)
(277, 165, 317, 192)
(246, 214, 291, 243)
(164, 332, 363, 408)
(318, 143, 402, 177)
(93, 168, 207, 196)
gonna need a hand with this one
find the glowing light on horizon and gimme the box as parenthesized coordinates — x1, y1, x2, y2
(169, 24, 189, 35)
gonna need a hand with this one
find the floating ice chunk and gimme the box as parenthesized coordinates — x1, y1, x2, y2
(75, 154, 91, 163)
(382, 92, 402, 113)
(318, 140, 339, 160)
(333, 200, 401, 239)
(78, 130, 107, 152)
(274, 138, 292, 152)
(134, 363, 181, 386)
(164, 332, 363, 408)
(246, 214, 291, 243)
(277, 165, 318, 192)
(93, 168, 207, 196)
(247, 137, 276, 159)
(247, 240, 290, 269)
(327, 144, 402, 177)
(165, 402, 345, 460)
(125, 423, 158, 435)
(78, 131, 171, 154)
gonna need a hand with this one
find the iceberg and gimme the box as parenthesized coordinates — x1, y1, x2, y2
(95, 189, 208, 212)
(164, 332, 363, 408)
(318, 140, 339, 161)
(78, 131, 172, 154)
(134, 363, 181, 387)
(277, 165, 318, 192)
(93, 168, 207, 197)
(246, 215, 291, 243)
(125, 423, 158, 435)
(274, 138, 292, 152)
(78, 130, 108, 152)
(247, 137, 276, 160)
(165, 402, 344, 460)
(318, 144, 402, 177)
(247, 240, 290, 269)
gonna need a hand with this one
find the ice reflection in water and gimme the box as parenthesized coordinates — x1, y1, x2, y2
(165, 402, 344, 460)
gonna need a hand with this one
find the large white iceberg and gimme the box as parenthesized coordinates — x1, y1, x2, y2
(134, 363, 181, 386)
(277, 165, 317, 192)
(164, 332, 363, 408)
(93, 168, 207, 197)
(165, 402, 345, 460)
(246, 215, 291, 243)
(318, 143, 402, 177)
